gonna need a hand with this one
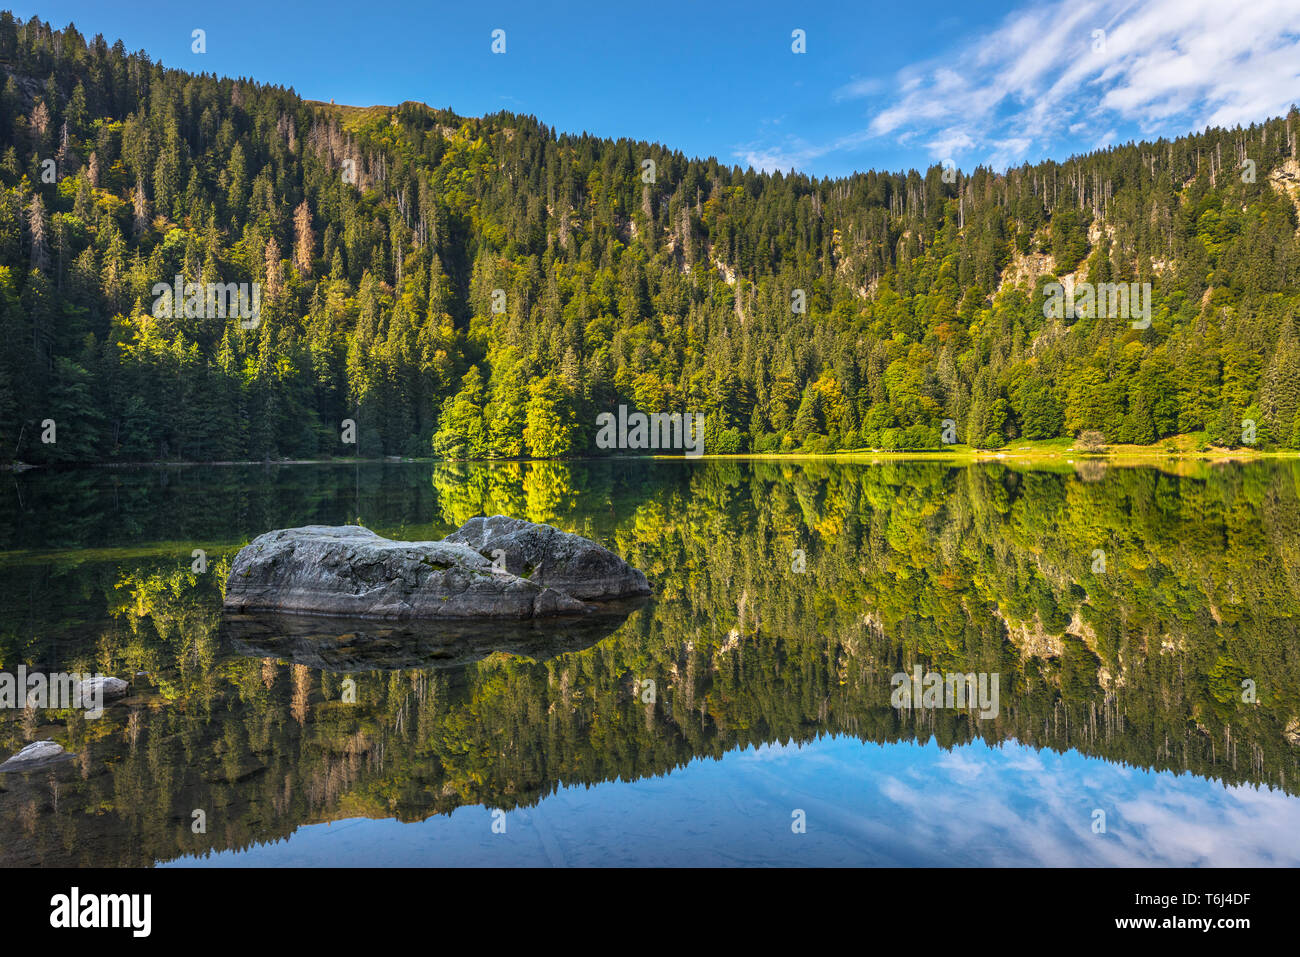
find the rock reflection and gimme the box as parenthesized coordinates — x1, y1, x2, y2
(220, 599, 648, 672)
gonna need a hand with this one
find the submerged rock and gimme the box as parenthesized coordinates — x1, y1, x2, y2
(223, 519, 649, 620)
(0, 740, 71, 773)
(445, 515, 651, 600)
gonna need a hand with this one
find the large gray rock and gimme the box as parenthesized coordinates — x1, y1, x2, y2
(0, 740, 71, 773)
(445, 515, 651, 600)
(224, 520, 647, 620)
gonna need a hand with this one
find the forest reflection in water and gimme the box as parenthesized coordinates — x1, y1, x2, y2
(1, 457, 1298, 865)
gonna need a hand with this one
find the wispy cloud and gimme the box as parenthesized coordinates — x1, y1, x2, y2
(737, 130, 873, 174)
(741, 0, 1300, 174)
(833, 76, 884, 102)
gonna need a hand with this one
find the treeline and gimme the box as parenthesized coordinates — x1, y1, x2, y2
(3, 13, 1300, 463)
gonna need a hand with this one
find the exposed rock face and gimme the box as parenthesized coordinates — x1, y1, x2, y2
(445, 515, 651, 600)
(223, 519, 648, 620)
(1285, 716, 1300, 747)
(0, 740, 70, 773)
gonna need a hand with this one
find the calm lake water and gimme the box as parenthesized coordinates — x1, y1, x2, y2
(2, 458, 1299, 866)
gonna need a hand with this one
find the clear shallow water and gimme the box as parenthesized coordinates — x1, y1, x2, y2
(2, 459, 1299, 866)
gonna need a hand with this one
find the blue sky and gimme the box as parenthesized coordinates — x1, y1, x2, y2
(166, 737, 1300, 866)
(15, 0, 1300, 178)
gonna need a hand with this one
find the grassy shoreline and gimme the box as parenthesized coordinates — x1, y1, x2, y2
(689, 444, 1294, 464)
(3, 436, 1294, 470)
(690, 432, 1294, 462)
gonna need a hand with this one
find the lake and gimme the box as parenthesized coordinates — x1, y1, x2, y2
(2, 458, 1299, 866)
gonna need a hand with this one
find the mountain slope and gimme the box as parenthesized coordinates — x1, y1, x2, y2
(2, 12, 1299, 463)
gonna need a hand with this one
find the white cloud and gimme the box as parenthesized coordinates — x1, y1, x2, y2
(833, 76, 884, 102)
(870, 0, 1300, 169)
(738, 129, 875, 174)
(738, 141, 829, 174)
(926, 128, 976, 161)
(741, 0, 1300, 175)
(878, 742, 1300, 866)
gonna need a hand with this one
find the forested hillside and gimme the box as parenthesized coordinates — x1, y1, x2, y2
(2, 13, 1300, 464)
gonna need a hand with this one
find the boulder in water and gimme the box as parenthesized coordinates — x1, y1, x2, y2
(223, 519, 649, 620)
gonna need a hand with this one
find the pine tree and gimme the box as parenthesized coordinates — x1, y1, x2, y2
(26, 192, 47, 269)
(132, 176, 149, 239)
(265, 235, 283, 299)
(293, 200, 314, 277)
